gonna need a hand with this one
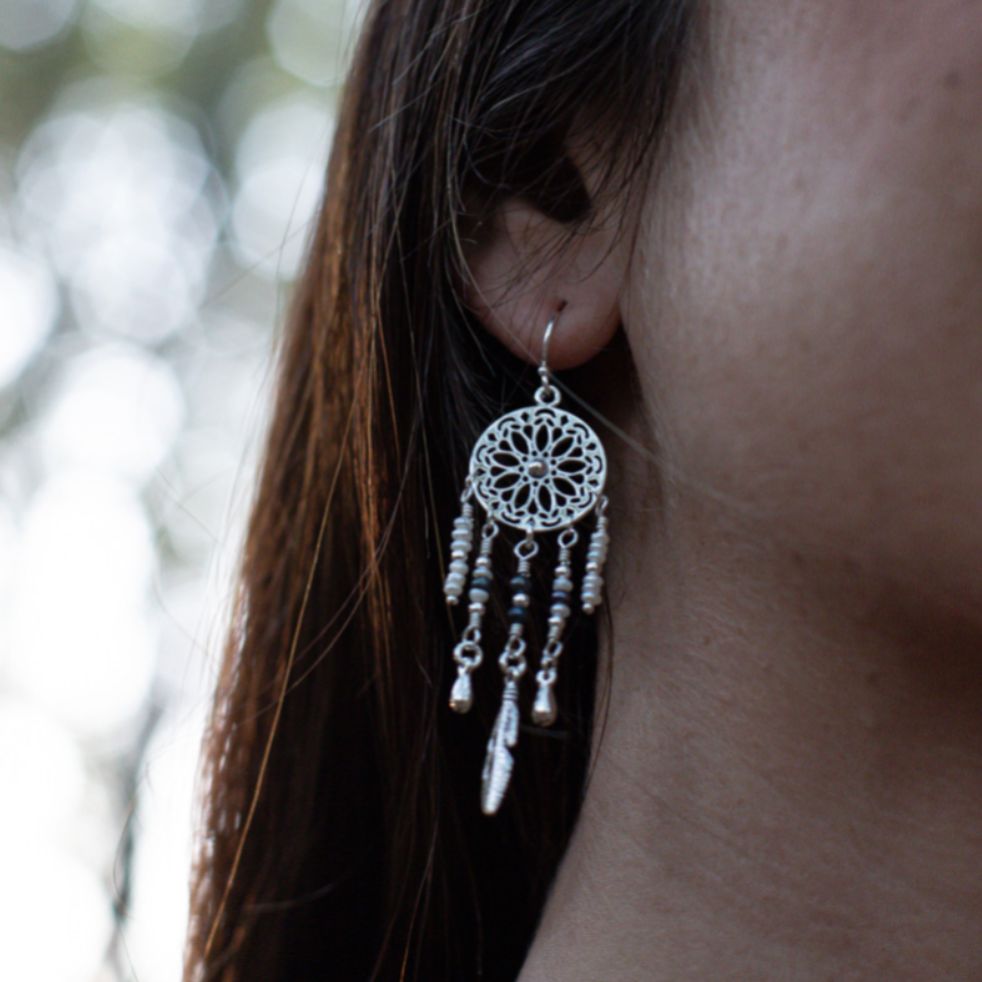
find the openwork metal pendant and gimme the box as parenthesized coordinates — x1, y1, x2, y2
(469, 404, 606, 531)
(443, 315, 610, 815)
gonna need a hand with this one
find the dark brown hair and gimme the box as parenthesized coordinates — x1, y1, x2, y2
(186, 1, 690, 978)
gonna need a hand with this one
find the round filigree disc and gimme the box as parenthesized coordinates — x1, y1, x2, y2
(469, 405, 606, 532)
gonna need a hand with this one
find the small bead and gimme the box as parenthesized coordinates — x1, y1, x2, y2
(550, 590, 570, 604)
(509, 574, 530, 591)
(585, 561, 599, 573)
(553, 577, 574, 592)
(450, 559, 469, 573)
(468, 601, 485, 615)
(547, 614, 564, 628)
(512, 592, 531, 607)
(507, 606, 529, 624)
(468, 586, 490, 603)
(550, 603, 571, 619)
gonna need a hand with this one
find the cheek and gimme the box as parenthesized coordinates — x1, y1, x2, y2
(630, 0, 982, 614)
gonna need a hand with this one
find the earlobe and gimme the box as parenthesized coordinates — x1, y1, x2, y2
(463, 196, 626, 370)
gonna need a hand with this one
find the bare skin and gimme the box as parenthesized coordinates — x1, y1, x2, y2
(467, 0, 982, 978)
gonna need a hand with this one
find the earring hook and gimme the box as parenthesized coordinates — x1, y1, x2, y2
(535, 309, 563, 406)
(540, 314, 557, 372)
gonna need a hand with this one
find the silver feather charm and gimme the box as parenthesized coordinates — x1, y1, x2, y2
(480, 679, 520, 815)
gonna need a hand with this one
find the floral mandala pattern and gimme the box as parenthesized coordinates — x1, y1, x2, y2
(469, 405, 606, 531)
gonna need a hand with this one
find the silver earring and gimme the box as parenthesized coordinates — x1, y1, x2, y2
(443, 313, 610, 814)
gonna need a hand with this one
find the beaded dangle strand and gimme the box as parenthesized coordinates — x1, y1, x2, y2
(581, 495, 610, 614)
(448, 509, 498, 713)
(442, 314, 610, 814)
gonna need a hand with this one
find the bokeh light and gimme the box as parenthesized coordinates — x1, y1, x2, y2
(0, 1, 357, 977)
(0, 835, 113, 982)
(0, 0, 80, 52)
(0, 243, 58, 388)
(229, 93, 333, 278)
(266, 0, 354, 87)
(16, 92, 218, 342)
(37, 345, 185, 482)
(8, 470, 157, 736)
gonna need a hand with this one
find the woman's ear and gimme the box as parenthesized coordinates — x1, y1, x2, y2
(462, 194, 628, 370)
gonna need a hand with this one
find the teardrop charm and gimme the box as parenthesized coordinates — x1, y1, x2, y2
(449, 671, 473, 713)
(531, 683, 556, 726)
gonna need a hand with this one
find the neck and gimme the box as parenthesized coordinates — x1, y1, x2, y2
(520, 479, 982, 980)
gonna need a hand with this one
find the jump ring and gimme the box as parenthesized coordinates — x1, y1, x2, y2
(453, 640, 482, 669)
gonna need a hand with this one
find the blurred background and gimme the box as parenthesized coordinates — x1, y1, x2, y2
(0, 0, 359, 977)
